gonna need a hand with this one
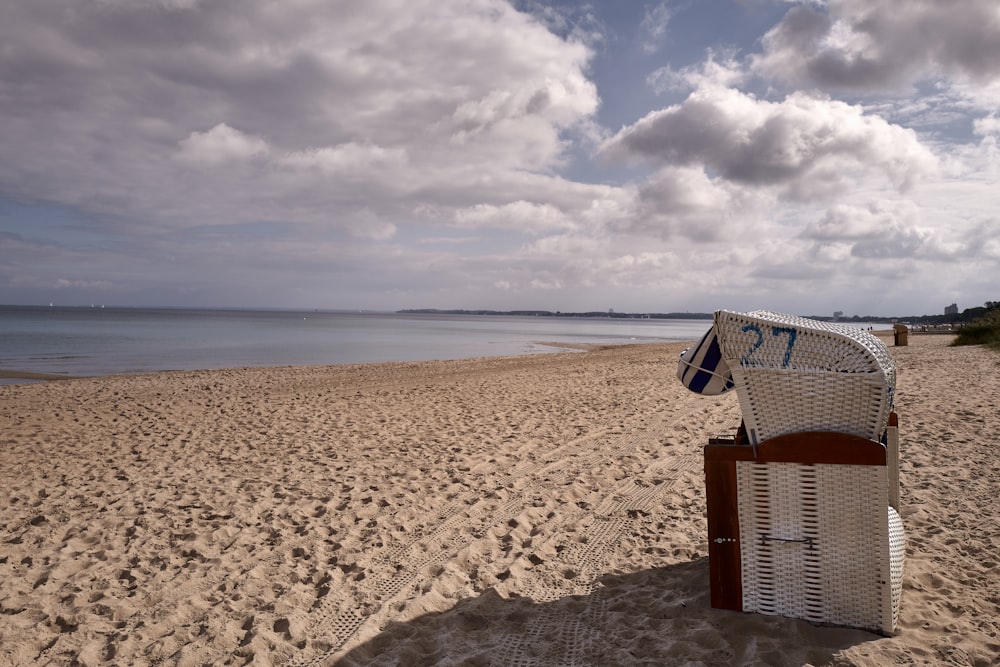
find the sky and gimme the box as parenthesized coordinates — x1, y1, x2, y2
(1, 0, 999, 316)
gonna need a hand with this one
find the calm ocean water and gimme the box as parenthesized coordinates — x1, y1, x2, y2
(1, 306, 723, 383)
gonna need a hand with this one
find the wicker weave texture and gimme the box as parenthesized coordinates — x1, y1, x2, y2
(736, 461, 903, 633)
(887, 507, 905, 630)
(714, 310, 896, 444)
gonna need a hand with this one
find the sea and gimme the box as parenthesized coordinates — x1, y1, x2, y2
(1, 306, 726, 384)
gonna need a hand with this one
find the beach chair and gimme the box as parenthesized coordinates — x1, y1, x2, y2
(685, 310, 904, 635)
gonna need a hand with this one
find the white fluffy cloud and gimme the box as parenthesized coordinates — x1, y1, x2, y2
(974, 115, 1000, 137)
(1, 0, 998, 315)
(454, 201, 576, 234)
(801, 201, 934, 259)
(0, 0, 598, 231)
(176, 124, 269, 164)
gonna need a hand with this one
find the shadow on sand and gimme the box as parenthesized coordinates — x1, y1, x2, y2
(333, 557, 883, 666)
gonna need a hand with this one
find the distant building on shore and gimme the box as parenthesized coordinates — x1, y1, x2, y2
(833, 310, 844, 320)
(945, 303, 958, 316)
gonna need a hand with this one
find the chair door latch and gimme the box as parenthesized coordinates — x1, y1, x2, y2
(760, 534, 815, 550)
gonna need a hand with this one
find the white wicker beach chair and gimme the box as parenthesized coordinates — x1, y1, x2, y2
(712, 310, 896, 445)
(699, 310, 904, 635)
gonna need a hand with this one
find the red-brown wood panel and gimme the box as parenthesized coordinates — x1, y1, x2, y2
(705, 432, 886, 466)
(704, 457, 742, 611)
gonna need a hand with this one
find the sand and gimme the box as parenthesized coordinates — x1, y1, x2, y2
(1, 335, 998, 666)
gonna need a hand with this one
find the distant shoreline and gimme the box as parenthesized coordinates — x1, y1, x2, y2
(397, 308, 714, 319)
(395, 308, 929, 325)
(2, 303, 962, 325)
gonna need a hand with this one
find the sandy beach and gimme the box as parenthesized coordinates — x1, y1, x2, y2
(2, 335, 999, 666)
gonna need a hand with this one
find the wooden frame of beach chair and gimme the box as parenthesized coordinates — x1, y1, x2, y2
(702, 311, 904, 635)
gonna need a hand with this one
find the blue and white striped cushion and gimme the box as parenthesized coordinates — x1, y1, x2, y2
(677, 326, 734, 395)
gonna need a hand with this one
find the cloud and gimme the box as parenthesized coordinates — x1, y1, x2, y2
(2, 0, 998, 316)
(0, 0, 598, 232)
(640, 3, 672, 54)
(600, 85, 937, 200)
(623, 166, 758, 242)
(974, 114, 1000, 137)
(176, 123, 269, 164)
(453, 201, 575, 234)
(53, 277, 116, 290)
(802, 200, 920, 242)
(278, 143, 408, 175)
(752, 0, 1000, 93)
(800, 200, 932, 259)
(647, 50, 745, 95)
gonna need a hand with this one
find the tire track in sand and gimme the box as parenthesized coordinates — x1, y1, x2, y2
(485, 451, 703, 666)
(287, 389, 736, 666)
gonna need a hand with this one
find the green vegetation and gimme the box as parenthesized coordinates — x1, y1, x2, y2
(952, 302, 1000, 350)
(808, 302, 999, 327)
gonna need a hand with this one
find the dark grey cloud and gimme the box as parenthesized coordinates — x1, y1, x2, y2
(753, 0, 1000, 92)
(599, 85, 936, 200)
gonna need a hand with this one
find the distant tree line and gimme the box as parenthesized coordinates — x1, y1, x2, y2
(397, 309, 713, 320)
(399, 303, 1000, 330)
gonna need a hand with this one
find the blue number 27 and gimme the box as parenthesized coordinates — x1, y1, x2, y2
(741, 324, 797, 367)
